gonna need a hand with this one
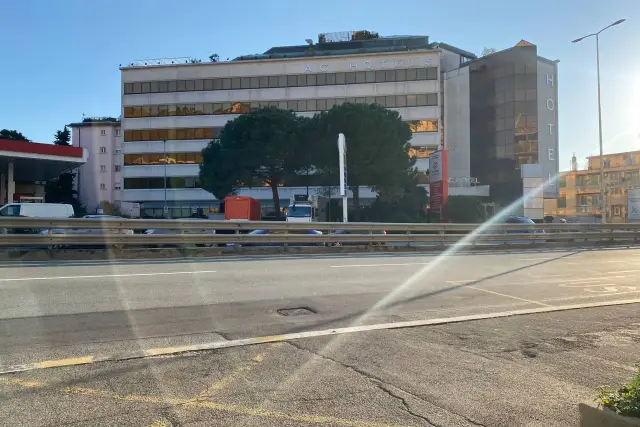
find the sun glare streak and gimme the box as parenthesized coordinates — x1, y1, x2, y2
(259, 173, 560, 408)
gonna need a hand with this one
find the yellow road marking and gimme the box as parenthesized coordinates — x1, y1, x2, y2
(1, 376, 408, 427)
(0, 378, 46, 388)
(468, 286, 550, 307)
(38, 356, 94, 369)
(196, 345, 275, 399)
(144, 346, 196, 357)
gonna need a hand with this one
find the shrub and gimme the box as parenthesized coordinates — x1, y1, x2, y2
(597, 362, 640, 418)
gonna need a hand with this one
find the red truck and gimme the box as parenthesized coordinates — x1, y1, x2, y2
(223, 196, 261, 221)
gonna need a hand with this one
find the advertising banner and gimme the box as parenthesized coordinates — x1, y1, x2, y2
(429, 150, 448, 212)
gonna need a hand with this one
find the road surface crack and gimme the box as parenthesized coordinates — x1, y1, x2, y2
(160, 409, 182, 427)
(286, 341, 486, 427)
(372, 381, 439, 426)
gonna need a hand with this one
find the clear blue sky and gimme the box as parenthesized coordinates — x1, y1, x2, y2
(1, 0, 638, 169)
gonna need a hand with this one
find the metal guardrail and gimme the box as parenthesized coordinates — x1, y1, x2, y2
(0, 218, 639, 247)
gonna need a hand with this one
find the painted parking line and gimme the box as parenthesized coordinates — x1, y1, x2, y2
(0, 270, 217, 282)
(447, 274, 640, 287)
(467, 286, 550, 307)
(2, 298, 640, 376)
(0, 376, 408, 427)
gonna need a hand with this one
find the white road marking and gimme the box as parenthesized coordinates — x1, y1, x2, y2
(0, 270, 218, 282)
(449, 273, 639, 288)
(330, 262, 431, 268)
(566, 260, 631, 265)
(3, 297, 640, 374)
(544, 290, 640, 302)
(467, 286, 551, 306)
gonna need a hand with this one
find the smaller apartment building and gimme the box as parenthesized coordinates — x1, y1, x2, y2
(69, 118, 122, 214)
(546, 150, 640, 223)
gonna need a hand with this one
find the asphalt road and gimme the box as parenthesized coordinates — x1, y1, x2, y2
(1, 247, 640, 426)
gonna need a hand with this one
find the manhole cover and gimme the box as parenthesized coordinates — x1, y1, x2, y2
(277, 307, 315, 316)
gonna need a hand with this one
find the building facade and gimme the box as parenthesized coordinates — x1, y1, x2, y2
(69, 118, 122, 214)
(443, 40, 559, 219)
(546, 151, 640, 223)
(120, 34, 477, 218)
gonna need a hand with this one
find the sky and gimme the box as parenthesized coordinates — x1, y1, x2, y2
(1, 0, 639, 170)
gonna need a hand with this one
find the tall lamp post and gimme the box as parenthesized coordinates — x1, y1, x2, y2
(163, 139, 168, 218)
(572, 18, 626, 223)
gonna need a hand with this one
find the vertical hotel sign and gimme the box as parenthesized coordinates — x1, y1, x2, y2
(429, 150, 448, 212)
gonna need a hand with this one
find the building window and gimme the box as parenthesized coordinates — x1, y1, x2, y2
(124, 152, 203, 165)
(115, 165, 121, 172)
(123, 176, 201, 190)
(557, 197, 567, 208)
(100, 165, 106, 172)
(100, 129, 106, 136)
(100, 147, 107, 154)
(408, 147, 435, 159)
(407, 120, 438, 133)
(115, 129, 121, 136)
(114, 184, 122, 190)
(100, 183, 106, 190)
(122, 67, 440, 95)
(123, 93, 439, 119)
(115, 148, 122, 154)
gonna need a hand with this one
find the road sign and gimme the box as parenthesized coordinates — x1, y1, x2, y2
(628, 189, 640, 222)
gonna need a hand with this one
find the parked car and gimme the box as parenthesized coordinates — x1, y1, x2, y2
(144, 218, 216, 247)
(503, 216, 544, 234)
(329, 229, 387, 247)
(39, 215, 134, 248)
(226, 229, 323, 247)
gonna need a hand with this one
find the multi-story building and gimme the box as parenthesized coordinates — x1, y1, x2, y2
(444, 40, 560, 219)
(547, 150, 640, 223)
(119, 32, 559, 219)
(69, 117, 122, 214)
(120, 33, 478, 218)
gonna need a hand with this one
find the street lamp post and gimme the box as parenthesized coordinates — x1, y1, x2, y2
(572, 18, 626, 223)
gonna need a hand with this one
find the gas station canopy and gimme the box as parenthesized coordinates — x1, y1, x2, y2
(0, 138, 87, 204)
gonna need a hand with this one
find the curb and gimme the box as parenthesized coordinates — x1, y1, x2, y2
(0, 241, 636, 262)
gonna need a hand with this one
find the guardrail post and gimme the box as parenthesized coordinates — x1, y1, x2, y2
(284, 229, 288, 252)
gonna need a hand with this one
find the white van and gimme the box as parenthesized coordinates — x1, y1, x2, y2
(0, 203, 74, 218)
(0, 203, 74, 234)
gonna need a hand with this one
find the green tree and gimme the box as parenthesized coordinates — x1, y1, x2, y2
(99, 201, 121, 216)
(44, 172, 85, 216)
(199, 107, 308, 217)
(0, 129, 30, 141)
(54, 126, 71, 146)
(442, 195, 485, 223)
(363, 173, 429, 223)
(311, 103, 414, 220)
